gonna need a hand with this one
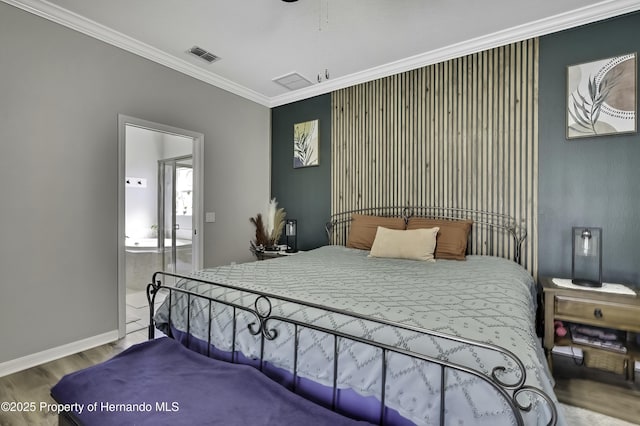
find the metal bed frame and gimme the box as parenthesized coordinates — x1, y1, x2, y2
(147, 270, 558, 426)
(325, 206, 527, 265)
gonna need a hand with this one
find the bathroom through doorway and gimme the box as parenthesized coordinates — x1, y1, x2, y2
(118, 115, 204, 337)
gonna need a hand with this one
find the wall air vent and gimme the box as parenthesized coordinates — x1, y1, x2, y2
(273, 72, 313, 91)
(188, 46, 220, 64)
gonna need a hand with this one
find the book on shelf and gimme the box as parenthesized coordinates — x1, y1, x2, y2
(568, 324, 628, 353)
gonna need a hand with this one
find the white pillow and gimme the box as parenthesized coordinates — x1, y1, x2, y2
(368, 226, 439, 261)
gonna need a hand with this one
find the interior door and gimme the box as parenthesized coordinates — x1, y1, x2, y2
(158, 156, 193, 275)
(174, 161, 193, 275)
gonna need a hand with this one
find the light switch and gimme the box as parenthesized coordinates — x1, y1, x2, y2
(205, 212, 216, 223)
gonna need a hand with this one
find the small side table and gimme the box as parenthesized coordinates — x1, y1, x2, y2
(539, 276, 640, 423)
(252, 249, 301, 261)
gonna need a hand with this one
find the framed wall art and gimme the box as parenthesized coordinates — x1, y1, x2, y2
(293, 119, 319, 168)
(566, 52, 636, 139)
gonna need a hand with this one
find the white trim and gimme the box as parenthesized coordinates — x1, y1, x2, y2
(118, 115, 204, 338)
(2, 0, 640, 107)
(1, 0, 270, 106)
(0, 330, 118, 378)
(118, 116, 125, 337)
(269, 0, 640, 107)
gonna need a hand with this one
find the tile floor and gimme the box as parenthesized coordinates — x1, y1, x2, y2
(126, 288, 166, 335)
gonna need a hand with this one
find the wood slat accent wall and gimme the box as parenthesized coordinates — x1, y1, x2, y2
(331, 39, 539, 274)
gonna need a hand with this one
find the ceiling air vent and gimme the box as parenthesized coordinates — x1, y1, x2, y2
(273, 72, 313, 91)
(188, 46, 220, 64)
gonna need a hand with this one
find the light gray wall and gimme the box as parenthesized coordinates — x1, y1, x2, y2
(0, 3, 270, 364)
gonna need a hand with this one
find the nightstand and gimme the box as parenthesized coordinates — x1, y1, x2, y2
(252, 249, 301, 260)
(540, 276, 640, 422)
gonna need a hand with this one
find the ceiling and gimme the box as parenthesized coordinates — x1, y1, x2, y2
(5, 0, 640, 107)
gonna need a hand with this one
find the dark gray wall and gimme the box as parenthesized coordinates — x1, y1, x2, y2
(271, 95, 331, 250)
(538, 12, 640, 286)
(269, 14, 640, 286)
(0, 3, 269, 365)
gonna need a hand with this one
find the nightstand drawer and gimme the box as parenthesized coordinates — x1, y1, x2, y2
(555, 296, 640, 331)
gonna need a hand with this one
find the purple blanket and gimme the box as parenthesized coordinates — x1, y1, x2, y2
(51, 338, 372, 425)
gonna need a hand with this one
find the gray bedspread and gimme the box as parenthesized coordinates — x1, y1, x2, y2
(154, 245, 563, 426)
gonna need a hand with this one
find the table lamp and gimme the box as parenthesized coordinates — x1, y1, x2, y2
(286, 219, 297, 253)
(571, 227, 602, 287)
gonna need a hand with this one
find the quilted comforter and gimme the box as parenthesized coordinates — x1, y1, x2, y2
(154, 245, 562, 426)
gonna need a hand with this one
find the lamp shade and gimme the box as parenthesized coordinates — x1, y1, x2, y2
(571, 227, 602, 287)
(285, 219, 297, 253)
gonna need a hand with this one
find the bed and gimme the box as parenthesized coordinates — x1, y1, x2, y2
(52, 207, 562, 425)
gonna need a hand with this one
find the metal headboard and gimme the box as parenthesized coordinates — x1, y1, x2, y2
(325, 206, 527, 265)
(148, 271, 557, 426)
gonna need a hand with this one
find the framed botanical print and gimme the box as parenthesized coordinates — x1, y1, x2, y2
(566, 53, 636, 139)
(293, 119, 319, 168)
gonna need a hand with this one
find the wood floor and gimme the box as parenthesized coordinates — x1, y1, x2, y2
(2, 329, 638, 425)
(0, 329, 147, 426)
(553, 355, 640, 425)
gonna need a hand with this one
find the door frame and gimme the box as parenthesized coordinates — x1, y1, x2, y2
(117, 114, 204, 338)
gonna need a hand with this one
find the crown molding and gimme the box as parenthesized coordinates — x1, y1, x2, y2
(269, 0, 640, 107)
(3, 0, 639, 109)
(2, 0, 271, 106)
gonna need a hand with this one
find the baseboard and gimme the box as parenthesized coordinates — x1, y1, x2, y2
(0, 330, 119, 378)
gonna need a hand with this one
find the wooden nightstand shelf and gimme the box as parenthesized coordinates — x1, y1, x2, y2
(540, 277, 640, 423)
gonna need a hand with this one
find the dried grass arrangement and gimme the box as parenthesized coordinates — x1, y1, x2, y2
(249, 214, 268, 247)
(250, 198, 286, 252)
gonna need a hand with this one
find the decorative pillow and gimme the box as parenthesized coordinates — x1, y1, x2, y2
(369, 227, 439, 261)
(406, 218, 473, 260)
(346, 214, 406, 250)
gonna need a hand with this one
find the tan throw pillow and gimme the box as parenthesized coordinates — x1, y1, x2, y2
(369, 227, 439, 261)
(406, 218, 473, 260)
(346, 214, 406, 250)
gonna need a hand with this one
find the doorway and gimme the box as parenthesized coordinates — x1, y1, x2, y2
(118, 115, 204, 338)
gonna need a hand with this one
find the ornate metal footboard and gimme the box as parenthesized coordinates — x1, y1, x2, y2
(147, 271, 557, 426)
(325, 206, 527, 265)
